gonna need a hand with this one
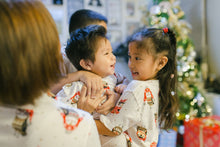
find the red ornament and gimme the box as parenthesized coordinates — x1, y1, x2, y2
(163, 28, 168, 33)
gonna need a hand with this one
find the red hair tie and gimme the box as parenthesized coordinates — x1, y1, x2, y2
(163, 28, 168, 34)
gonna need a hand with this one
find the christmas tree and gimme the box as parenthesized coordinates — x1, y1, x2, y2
(141, 0, 212, 127)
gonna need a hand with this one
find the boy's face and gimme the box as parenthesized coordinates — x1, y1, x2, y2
(90, 38, 116, 77)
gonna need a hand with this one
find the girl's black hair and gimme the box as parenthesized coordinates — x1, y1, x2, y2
(129, 28, 178, 130)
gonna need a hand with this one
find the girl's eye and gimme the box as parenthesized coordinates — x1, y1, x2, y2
(104, 52, 109, 55)
(135, 57, 140, 60)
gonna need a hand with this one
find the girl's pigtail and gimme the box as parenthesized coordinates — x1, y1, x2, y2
(158, 28, 178, 130)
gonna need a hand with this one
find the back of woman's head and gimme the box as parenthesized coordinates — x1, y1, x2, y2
(0, 0, 62, 105)
(129, 28, 178, 129)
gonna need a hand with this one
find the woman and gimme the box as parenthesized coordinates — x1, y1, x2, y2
(0, 1, 103, 146)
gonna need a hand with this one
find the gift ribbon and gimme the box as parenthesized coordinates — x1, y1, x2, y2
(199, 125, 203, 147)
(199, 118, 220, 147)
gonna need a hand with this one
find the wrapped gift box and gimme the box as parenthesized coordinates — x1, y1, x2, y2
(184, 115, 220, 147)
(157, 129, 177, 147)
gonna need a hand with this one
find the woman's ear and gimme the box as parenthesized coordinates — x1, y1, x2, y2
(157, 56, 168, 71)
(80, 59, 93, 71)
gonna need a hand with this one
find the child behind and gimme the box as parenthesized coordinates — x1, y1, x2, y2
(57, 25, 128, 113)
(69, 9, 108, 35)
(94, 28, 178, 147)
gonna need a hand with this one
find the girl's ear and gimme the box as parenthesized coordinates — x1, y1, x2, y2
(157, 56, 168, 71)
(80, 59, 93, 71)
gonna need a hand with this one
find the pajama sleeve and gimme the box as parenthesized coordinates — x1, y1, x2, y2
(56, 81, 84, 108)
(100, 90, 142, 134)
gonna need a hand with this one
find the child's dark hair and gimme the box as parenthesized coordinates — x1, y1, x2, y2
(69, 9, 108, 34)
(65, 25, 107, 70)
(129, 28, 178, 130)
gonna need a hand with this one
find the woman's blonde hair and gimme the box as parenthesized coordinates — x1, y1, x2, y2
(0, 0, 63, 105)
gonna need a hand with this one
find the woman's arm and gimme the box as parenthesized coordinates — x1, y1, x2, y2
(77, 87, 120, 136)
(96, 90, 120, 115)
(50, 71, 103, 95)
(77, 86, 106, 114)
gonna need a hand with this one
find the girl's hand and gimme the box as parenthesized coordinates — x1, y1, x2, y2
(96, 90, 120, 115)
(77, 86, 106, 114)
(115, 84, 127, 94)
(78, 71, 103, 98)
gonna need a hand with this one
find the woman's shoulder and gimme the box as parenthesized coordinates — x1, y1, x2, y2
(58, 102, 94, 121)
(27, 94, 98, 146)
(34, 93, 94, 126)
(32, 93, 95, 133)
(0, 93, 95, 146)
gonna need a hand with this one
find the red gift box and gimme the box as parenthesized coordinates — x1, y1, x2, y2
(184, 115, 220, 147)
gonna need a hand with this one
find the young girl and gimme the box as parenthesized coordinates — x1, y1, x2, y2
(93, 28, 178, 147)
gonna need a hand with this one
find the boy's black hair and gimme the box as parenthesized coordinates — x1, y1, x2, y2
(65, 25, 107, 70)
(69, 9, 108, 35)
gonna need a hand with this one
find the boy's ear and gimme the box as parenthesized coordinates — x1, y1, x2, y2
(80, 59, 93, 71)
(157, 56, 168, 71)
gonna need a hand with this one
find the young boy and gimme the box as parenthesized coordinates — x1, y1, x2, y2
(57, 25, 128, 111)
(64, 9, 108, 74)
(57, 20, 129, 147)
(57, 26, 129, 147)
(50, 9, 108, 96)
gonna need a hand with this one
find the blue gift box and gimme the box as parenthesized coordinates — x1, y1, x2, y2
(157, 129, 177, 147)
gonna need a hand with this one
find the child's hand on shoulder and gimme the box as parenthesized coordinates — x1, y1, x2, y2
(115, 84, 127, 94)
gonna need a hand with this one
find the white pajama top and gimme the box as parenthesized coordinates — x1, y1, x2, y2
(100, 80, 160, 147)
(56, 73, 127, 146)
(56, 73, 125, 108)
(0, 93, 101, 147)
